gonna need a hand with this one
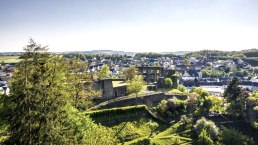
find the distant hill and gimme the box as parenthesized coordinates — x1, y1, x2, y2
(161, 51, 192, 56)
(66, 50, 136, 56)
(0, 52, 23, 56)
(66, 50, 192, 56)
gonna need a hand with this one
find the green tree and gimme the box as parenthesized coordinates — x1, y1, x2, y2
(65, 59, 100, 110)
(122, 66, 138, 81)
(98, 64, 110, 79)
(80, 54, 86, 61)
(127, 75, 144, 104)
(224, 77, 248, 124)
(165, 78, 173, 88)
(5, 39, 72, 144)
(205, 95, 225, 113)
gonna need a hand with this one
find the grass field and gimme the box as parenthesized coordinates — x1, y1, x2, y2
(0, 56, 21, 63)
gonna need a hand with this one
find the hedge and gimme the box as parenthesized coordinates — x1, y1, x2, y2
(85, 105, 147, 119)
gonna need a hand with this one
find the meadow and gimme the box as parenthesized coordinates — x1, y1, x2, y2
(0, 56, 21, 63)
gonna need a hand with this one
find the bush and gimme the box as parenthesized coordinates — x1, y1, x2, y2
(195, 88, 210, 99)
(187, 94, 198, 113)
(205, 95, 226, 113)
(156, 100, 168, 114)
(251, 122, 258, 130)
(156, 97, 187, 119)
(165, 78, 173, 88)
(194, 117, 219, 140)
(196, 129, 214, 145)
(179, 115, 192, 125)
(178, 85, 187, 93)
(219, 127, 254, 145)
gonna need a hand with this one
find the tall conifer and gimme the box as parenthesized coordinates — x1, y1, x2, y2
(6, 39, 71, 144)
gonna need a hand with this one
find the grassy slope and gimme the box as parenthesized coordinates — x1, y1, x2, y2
(87, 106, 192, 145)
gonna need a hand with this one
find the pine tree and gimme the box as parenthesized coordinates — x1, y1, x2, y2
(224, 77, 242, 101)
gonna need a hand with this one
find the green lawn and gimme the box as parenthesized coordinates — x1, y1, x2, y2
(0, 56, 21, 63)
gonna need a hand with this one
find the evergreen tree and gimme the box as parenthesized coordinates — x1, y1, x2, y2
(219, 127, 254, 145)
(5, 39, 72, 144)
(224, 77, 242, 101)
(224, 77, 248, 123)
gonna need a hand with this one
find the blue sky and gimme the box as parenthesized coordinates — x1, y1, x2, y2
(0, 0, 258, 52)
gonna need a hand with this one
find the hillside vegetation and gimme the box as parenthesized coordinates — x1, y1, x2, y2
(86, 105, 193, 145)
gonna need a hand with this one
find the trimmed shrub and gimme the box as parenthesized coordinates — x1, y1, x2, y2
(86, 105, 148, 124)
(86, 105, 147, 118)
